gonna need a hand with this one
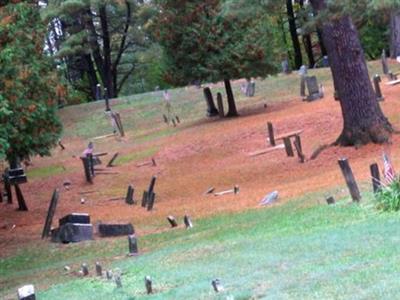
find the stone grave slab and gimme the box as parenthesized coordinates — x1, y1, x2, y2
(51, 223, 93, 243)
(98, 223, 134, 237)
(59, 213, 90, 226)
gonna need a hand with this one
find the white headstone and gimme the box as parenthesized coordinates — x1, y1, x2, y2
(17, 284, 35, 300)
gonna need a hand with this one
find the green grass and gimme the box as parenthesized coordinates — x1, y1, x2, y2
(26, 165, 67, 179)
(3, 190, 400, 299)
(116, 146, 159, 165)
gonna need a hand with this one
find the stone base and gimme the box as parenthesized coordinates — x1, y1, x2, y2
(51, 223, 93, 243)
(98, 223, 134, 237)
(304, 93, 322, 102)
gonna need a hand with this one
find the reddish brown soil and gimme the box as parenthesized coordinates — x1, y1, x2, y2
(1, 81, 400, 257)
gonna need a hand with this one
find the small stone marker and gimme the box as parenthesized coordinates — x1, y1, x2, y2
(163, 114, 169, 124)
(145, 276, 153, 294)
(299, 65, 308, 97)
(125, 185, 134, 205)
(95, 262, 102, 276)
(148, 176, 157, 195)
(370, 163, 381, 193)
(204, 187, 215, 194)
(115, 274, 122, 288)
(267, 122, 276, 146)
(382, 49, 389, 75)
(167, 216, 178, 227)
(326, 196, 335, 205)
(259, 191, 279, 205)
(338, 158, 361, 202)
(51, 223, 93, 243)
(172, 118, 177, 127)
(98, 223, 134, 237)
(184, 215, 193, 229)
(81, 263, 89, 276)
(293, 135, 305, 163)
(211, 279, 224, 293)
(283, 137, 294, 157)
(304, 76, 322, 101)
(175, 116, 180, 123)
(81, 156, 93, 184)
(203, 87, 219, 117)
(373, 74, 384, 101)
(147, 192, 156, 211)
(128, 234, 139, 256)
(217, 92, 225, 118)
(141, 190, 148, 207)
(17, 284, 35, 300)
(282, 59, 290, 74)
(106, 270, 113, 280)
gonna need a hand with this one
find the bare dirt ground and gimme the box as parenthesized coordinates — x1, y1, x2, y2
(1, 79, 400, 257)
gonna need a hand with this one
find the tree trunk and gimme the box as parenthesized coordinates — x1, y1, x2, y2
(286, 0, 303, 69)
(303, 35, 315, 68)
(390, 10, 400, 59)
(311, 0, 392, 146)
(99, 6, 114, 98)
(224, 79, 238, 117)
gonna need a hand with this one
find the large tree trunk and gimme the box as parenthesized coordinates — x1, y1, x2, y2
(286, 0, 303, 69)
(311, 0, 392, 146)
(303, 35, 315, 68)
(224, 79, 238, 117)
(390, 10, 400, 59)
(99, 6, 114, 98)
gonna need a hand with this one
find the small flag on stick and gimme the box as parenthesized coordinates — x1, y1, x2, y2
(383, 152, 396, 184)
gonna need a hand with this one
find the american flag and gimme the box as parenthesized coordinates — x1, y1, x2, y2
(383, 152, 396, 184)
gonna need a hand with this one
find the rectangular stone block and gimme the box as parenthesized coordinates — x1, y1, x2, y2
(51, 223, 93, 243)
(59, 213, 90, 226)
(98, 223, 134, 237)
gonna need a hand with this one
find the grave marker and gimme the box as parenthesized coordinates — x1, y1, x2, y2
(17, 284, 35, 300)
(217, 93, 225, 118)
(104, 88, 111, 111)
(293, 135, 305, 163)
(373, 74, 384, 101)
(115, 274, 122, 288)
(203, 87, 219, 117)
(212, 279, 224, 292)
(128, 234, 139, 256)
(145, 276, 153, 294)
(167, 216, 178, 227)
(370, 163, 381, 193)
(147, 192, 156, 211)
(98, 223, 134, 237)
(326, 196, 335, 205)
(15, 184, 28, 211)
(338, 158, 361, 202)
(107, 153, 119, 167)
(41, 189, 60, 239)
(184, 215, 193, 228)
(267, 122, 276, 146)
(283, 137, 294, 157)
(304, 76, 322, 101)
(81, 263, 89, 276)
(81, 157, 93, 184)
(382, 49, 389, 75)
(95, 262, 102, 276)
(141, 191, 148, 207)
(106, 270, 113, 280)
(125, 185, 134, 205)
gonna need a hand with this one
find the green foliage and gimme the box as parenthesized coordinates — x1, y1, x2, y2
(157, 0, 281, 86)
(0, 2, 62, 162)
(360, 17, 389, 59)
(376, 179, 400, 211)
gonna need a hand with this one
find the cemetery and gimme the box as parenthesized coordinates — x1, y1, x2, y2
(3, 1, 400, 299)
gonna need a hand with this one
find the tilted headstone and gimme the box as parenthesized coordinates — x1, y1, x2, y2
(216, 93, 225, 118)
(125, 185, 134, 205)
(95, 262, 102, 276)
(128, 234, 138, 256)
(259, 191, 279, 206)
(141, 190, 148, 207)
(98, 223, 134, 237)
(203, 87, 219, 117)
(184, 215, 193, 229)
(17, 284, 35, 300)
(115, 274, 122, 288)
(41, 189, 60, 239)
(147, 192, 156, 211)
(106, 270, 113, 280)
(81, 263, 89, 276)
(212, 279, 224, 292)
(326, 196, 335, 205)
(167, 216, 178, 227)
(373, 74, 384, 101)
(145, 276, 153, 294)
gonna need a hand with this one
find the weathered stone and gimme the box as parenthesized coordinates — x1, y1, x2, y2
(17, 284, 35, 300)
(59, 213, 90, 226)
(167, 216, 178, 227)
(51, 223, 93, 243)
(98, 223, 134, 237)
(211, 279, 224, 292)
(95, 262, 102, 276)
(145, 276, 153, 294)
(81, 263, 89, 276)
(184, 215, 193, 229)
(128, 234, 138, 255)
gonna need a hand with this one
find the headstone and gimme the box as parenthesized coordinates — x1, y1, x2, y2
(203, 87, 219, 117)
(370, 163, 381, 193)
(115, 274, 122, 288)
(81, 263, 89, 276)
(125, 185, 134, 205)
(282, 59, 291, 74)
(175, 116, 180, 123)
(51, 223, 93, 243)
(211, 279, 224, 292)
(145, 276, 153, 294)
(260, 191, 279, 205)
(267, 122, 275, 146)
(283, 137, 294, 157)
(338, 158, 361, 202)
(183, 215, 193, 229)
(95, 262, 102, 276)
(6, 167, 27, 185)
(107, 153, 119, 167)
(382, 49, 389, 75)
(373, 74, 384, 101)
(128, 234, 138, 256)
(41, 189, 60, 239)
(148, 176, 157, 195)
(98, 223, 134, 237)
(304, 76, 322, 101)
(59, 213, 90, 226)
(326, 196, 335, 205)
(17, 284, 35, 300)
(147, 192, 156, 211)
(141, 190, 148, 207)
(167, 216, 178, 227)
(322, 56, 329, 67)
(163, 114, 169, 124)
(14, 184, 28, 211)
(95, 84, 102, 101)
(106, 270, 113, 280)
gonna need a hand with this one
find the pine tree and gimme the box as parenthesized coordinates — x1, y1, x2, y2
(0, 1, 62, 163)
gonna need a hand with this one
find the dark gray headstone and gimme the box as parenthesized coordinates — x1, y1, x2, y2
(106, 270, 113, 280)
(59, 213, 90, 226)
(81, 263, 89, 276)
(167, 216, 178, 227)
(382, 49, 389, 75)
(145, 276, 153, 294)
(373, 74, 384, 102)
(95, 262, 102, 276)
(125, 185, 134, 205)
(98, 223, 134, 237)
(184, 215, 193, 229)
(305, 76, 322, 101)
(51, 223, 93, 243)
(212, 279, 224, 292)
(128, 234, 138, 255)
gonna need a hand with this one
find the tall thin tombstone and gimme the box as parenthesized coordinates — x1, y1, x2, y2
(216, 93, 225, 118)
(370, 163, 381, 193)
(203, 87, 219, 117)
(267, 122, 276, 146)
(338, 158, 361, 202)
(41, 189, 60, 239)
(104, 88, 111, 111)
(14, 184, 28, 211)
(373, 74, 384, 101)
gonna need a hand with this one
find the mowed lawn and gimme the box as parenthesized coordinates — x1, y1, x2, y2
(2, 191, 400, 299)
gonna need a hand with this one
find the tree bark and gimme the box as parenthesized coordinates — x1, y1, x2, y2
(286, 0, 303, 69)
(390, 10, 400, 59)
(99, 6, 114, 98)
(303, 35, 315, 68)
(224, 79, 238, 117)
(311, 0, 392, 146)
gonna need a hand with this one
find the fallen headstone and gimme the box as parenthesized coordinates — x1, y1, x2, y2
(51, 223, 93, 243)
(260, 191, 279, 205)
(212, 279, 224, 293)
(17, 284, 35, 300)
(98, 223, 134, 237)
(167, 216, 178, 227)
